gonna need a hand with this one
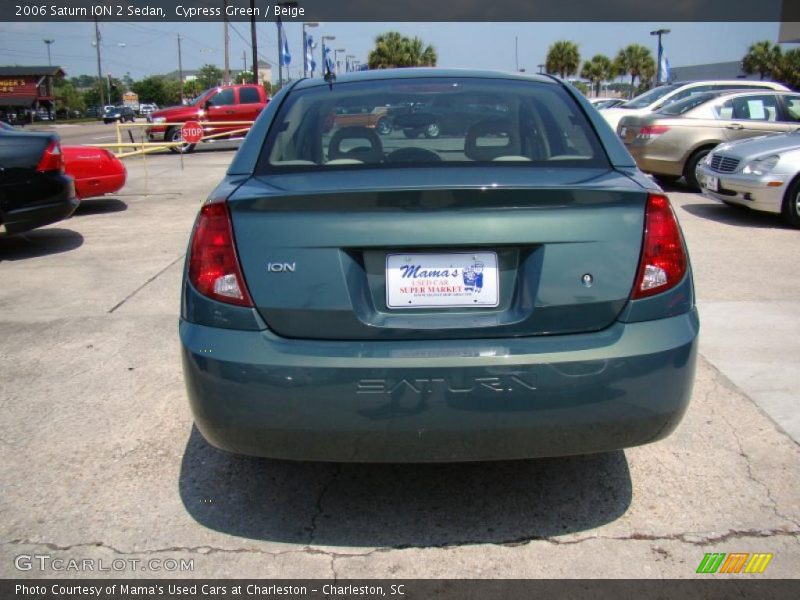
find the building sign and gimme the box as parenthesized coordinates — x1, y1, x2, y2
(0, 77, 40, 95)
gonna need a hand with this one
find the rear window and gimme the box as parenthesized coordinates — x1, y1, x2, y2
(657, 92, 720, 116)
(239, 87, 261, 104)
(258, 78, 608, 172)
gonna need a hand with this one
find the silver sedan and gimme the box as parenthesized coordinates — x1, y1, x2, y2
(696, 130, 800, 227)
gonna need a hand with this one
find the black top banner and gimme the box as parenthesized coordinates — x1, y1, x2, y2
(2, 0, 799, 22)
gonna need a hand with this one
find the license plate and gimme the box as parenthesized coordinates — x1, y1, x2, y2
(706, 175, 719, 192)
(386, 252, 499, 309)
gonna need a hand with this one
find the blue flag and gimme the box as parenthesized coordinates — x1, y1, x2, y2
(306, 35, 316, 76)
(279, 23, 291, 67)
(322, 43, 334, 73)
(660, 55, 671, 84)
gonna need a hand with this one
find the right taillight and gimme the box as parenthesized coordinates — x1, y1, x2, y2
(36, 139, 64, 173)
(632, 193, 688, 299)
(188, 202, 254, 307)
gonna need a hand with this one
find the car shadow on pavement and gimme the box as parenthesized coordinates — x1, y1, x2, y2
(178, 426, 632, 548)
(74, 198, 128, 215)
(0, 227, 84, 261)
(679, 202, 786, 229)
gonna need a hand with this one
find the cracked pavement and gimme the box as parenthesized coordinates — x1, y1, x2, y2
(1, 152, 798, 579)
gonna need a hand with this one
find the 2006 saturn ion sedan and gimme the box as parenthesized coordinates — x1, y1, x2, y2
(180, 69, 699, 462)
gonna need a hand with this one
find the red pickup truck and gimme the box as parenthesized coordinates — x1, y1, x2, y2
(146, 84, 269, 153)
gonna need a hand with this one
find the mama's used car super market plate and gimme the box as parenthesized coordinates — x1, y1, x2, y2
(385, 252, 499, 309)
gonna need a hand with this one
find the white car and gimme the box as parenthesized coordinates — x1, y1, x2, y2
(696, 130, 800, 227)
(600, 80, 789, 131)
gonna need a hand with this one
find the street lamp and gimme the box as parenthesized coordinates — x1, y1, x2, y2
(650, 28, 671, 85)
(302, 22, 318, 77)
(276, 1, 298, 86)
(537, 64, 545, 74)
(335, 48, 345, 74)
(346, 54, 355, 73)
(321, 35, 335, 75)
(43, 39, 54, 65)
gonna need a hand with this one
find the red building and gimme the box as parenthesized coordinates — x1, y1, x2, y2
(0, 66, 65, 123)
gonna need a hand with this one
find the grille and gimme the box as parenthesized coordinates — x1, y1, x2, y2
(708, 154, 740, 173)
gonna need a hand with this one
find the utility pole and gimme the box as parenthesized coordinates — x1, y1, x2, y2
(177, 34, 184, 103)
(223, 0, 230, 85)
(515, 36, 518, 72)
(43, 39, 54, 65)
(250, 0, 258, 85)
(242, 51, 247, 82)
(94, 17, 105, 107)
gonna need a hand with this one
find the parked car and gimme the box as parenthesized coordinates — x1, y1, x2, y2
(590, 97, 625, 109)
(324, 106, 393, 135)
(84, 106, 101, 118)
(697, 130, 800, 227)
(180, 69, 698, 462)
(618, 90, 800, 189)
(103, 105, 136, 124)
(138, 103, 158, 117)
(400, 95, 511, 138)
(600, 80, 789, 131)
(0, 124, 77, 235)
(62, 146, 127, 199)
(147, 84, 269, 153)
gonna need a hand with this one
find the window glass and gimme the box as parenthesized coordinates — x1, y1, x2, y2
(620, 84, 680, 109)
(719, 95, 780, 121)
(259, 78, 608, 171)
(783, 96, 800, 122)
(239, 87, 261, 104)
(207, 88, 234, 106)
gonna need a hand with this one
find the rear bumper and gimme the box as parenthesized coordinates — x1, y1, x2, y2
(624, 143, 684, 177)
(180, 310, 699, 462)
(1, 178, 78, 235)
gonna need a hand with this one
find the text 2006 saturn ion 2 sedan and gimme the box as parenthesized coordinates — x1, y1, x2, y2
(180, 69, 698, 462)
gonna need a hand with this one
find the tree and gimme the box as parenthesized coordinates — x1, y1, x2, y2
(183, 79, 202, 100)
(742, 40, 782, 80)
(367, 31, 438, 69)
(545, 40, 581, 79)
(131, 76, 167, 105)
(54, 79, 85, 118)
(614, 44, 655, 98)
(195, 64, 224, 88)
(580, 54, 614, 97)
(774, 48, 800, 90)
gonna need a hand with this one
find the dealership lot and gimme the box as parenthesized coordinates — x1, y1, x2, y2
(0, 148, 798, 578)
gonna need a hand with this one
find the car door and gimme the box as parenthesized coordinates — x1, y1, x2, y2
(203, 88, 236, 135)
(233, 86, 265, 125)
(718, 94, 790, 142)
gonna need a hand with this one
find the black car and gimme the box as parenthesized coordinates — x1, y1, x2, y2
(103, 106, 136, 124)
(399, 95, 511, 139)
(0, 123, 78, 236)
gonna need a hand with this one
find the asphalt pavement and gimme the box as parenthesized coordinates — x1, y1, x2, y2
(0, 141, 798, 579)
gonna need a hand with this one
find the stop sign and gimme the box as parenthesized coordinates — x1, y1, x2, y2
(181, 120, 203, 144)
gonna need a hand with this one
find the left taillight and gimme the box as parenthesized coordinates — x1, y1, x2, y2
(637, 125, 670, 139)
(631, 193, 688, 300)
(188, 202, 254, 307)
(36, 139, 64, 173)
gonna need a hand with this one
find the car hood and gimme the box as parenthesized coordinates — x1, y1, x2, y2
(150, 105, 203, 120)
(713, 130, 800, 157)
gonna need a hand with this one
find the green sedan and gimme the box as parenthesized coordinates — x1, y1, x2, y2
(180, 69, 698, 462)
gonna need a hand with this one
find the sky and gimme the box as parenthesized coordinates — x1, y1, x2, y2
(0, 21, 788, 82)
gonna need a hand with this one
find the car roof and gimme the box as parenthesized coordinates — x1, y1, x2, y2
(291, 68, 557, 91)
(670, 80, 787, 88)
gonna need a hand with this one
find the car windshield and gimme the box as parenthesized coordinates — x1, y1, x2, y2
(620, 84, 681, 109)
(656, 92, 721, 116)
(260, 77, 608, 172)
(189, 89, 216, 106)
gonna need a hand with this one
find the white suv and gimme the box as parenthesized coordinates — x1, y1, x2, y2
(600, 80, 789, 130)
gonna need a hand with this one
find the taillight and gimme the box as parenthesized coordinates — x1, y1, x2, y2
(632, 193, 687, 299)
(188, 202, 254, 307)
(36, 139, 64, 172)
(637, 125, 670, 139)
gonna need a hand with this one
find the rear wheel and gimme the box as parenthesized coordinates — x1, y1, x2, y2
(684, 148, 712, 192)
(654, 174, 680, 186)
(424, 122, 440, 138)
(781, 178, 800, 228)
(167, 126, 196, 154)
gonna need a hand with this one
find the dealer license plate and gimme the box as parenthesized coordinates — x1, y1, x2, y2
(386, 252, 499, 309)
(705, 175, 719, 192)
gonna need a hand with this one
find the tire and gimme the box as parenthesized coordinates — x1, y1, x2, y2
(424, 122, 440, 139)
(683, 148, 712, 192)
(403, 128, 420, 139)
(167, 126, 196, 154)
(781, 178, 800, 228)
(654, 174, 680, 185)
(376, 117, 392, 136)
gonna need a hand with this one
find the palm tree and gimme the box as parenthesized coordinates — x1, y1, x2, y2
(614, 44, 655, 98)
(743, 40, 782, 80)
(580, 54, 614, 97)
(545, 41, 581, 79)
(773, 48, 800, 89)
(368, 31, 437, 69)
